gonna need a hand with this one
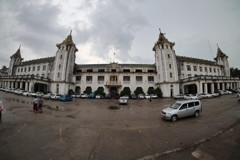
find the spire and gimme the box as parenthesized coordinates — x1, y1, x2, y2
(56, 31, 78, 51)
(156, 30, 175, 46)
(10, 46, 22, 59)
(216, 44, 228, 59)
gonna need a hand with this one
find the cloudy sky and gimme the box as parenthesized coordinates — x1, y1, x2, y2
(0, 0, 240, 68)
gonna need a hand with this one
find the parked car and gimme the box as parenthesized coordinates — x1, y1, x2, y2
(150, 94, 158, 99)
(184, 94, 200, 100)
(145, 94, 151, 99)
(88, 93, 96, 98)
(130, 94, 137, 99)
(58, 95, 72, 101)
(212, 92, 220, 97)
(198, 93, 208, 99)
(96, 94, 104, 99)
(51, 94, 61, 100)
(36, 92, 44, 97)
(119, 97, 128, 105)
(80, 94, 88, 98)
(22, 91, 30, 96)
(43, 93, 52, 99)
(161, 100, 202, 122)
(174, 94, 185, 99)
(29, 92, 37, 97)
(138, 94, 145, 99)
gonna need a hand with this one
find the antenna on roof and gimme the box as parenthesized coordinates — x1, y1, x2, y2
(70, 30, 72, 35)
(159, 28, 161, 34)
(208, 40, 214, 59)
(19, 45, 21, 49)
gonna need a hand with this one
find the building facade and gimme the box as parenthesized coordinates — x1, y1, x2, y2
(0, 31, 239, 97)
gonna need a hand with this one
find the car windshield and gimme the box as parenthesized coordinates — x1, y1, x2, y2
(170, 103, 181, 109)
(120, 97, 127, 100)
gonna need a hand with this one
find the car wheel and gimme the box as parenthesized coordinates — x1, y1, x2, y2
(171, 115, 177, 122)
(194, 111, 200, 117)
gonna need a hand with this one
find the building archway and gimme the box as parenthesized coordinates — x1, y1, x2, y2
(75, 86, 81, 94)
(34, 83, 48, 93)
(110, 87, 118, 98)
(184, 84, 197, 94)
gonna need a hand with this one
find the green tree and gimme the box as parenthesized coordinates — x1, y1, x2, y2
(230, 67, 240, 78)
(95, 87, 106, 96)
(84, 87, 92, 94)
(68, 89, 75, 95)
(155, 87, 162, 98)
(147, 87, 155, 94)
(134, 87, 144, 95)
(120, 87, 131, 96)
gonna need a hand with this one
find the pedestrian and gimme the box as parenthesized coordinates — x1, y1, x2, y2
(38, 97, 43, 113)
(0, 100, 4, 121)
(33, 96, 39, 113)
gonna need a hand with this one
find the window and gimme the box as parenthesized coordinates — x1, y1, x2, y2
(199, 66, 202, 72)
(209, 67, 212, 72)
(170, 72, 172, 78)
(76, 76, 81, 81)
(161, 45, 164, 49)
(188, 102, 194, 108)
(123, 76, 130, 81)
(33, 66, 35, 71)
(76, 69, 82, 72)
(98, 69, 105, 72)
(148, 76, 154, 83)
(187, 65, 191, 71)
(195, 101, 199, 106)
(166, 45, 168, 49)
(136, 69, 142, 72)
(87, 69, 93, 72)
(168, 54, 170, 58)
(110, 76, 117, 81)
(28, 67, 31, 72)
(123, 69, 130, 72)
(43, 65, 46, 71)
(205, 67, 208, 72)
(169, 64, 172, 69)
(60, 55, 62, 59)
(193, 66, 197, 71)
(111, 69, 116, 72)
(148, 69, 154, 73)
(136, 76, 142, 82)
(180, 104, 187, 110)
(213, 68, 216, 73)
(98, 76, 104, 81)
(58, 72, 60, 78)
(21, 68, 23, 72)
(37, 66, 41, 71)
(86, 76, 92, 81)
(188, 74, 191, 77)
(24, 68, 27, 72)
(18, 68, 20, 72)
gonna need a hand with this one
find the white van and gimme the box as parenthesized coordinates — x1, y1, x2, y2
(161, 100, 202, 122)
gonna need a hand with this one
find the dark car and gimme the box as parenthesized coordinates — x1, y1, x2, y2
(58, 95, 72, 101)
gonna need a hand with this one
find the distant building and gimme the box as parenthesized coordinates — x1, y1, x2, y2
(0, 31, 239, 97)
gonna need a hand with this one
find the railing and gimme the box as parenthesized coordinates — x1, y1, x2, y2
(0, 75, 50, 82)
(181, 75, 240, 83)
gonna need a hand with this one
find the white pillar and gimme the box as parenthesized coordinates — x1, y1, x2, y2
(222, 82, 225, 90)
(204, 83, 208, 93)
(211, 83, 215, 93)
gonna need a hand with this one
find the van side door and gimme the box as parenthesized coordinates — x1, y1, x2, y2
(178, 103, 188, 118)
(187, 102, 196, 116)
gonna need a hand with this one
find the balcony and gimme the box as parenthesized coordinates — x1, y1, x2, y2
(105, 81, 122, 87)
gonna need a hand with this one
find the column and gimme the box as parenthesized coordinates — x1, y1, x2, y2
(222, 82, 225, 90)
(198, 82, 203, 94)
(20, 81, 23, 89)
(211, 83, 215, 93)
(29, 81, 33, 92)
(217, 83, 220, 91)
(25, 82, 28, 91)
(204, 83, 208, 93)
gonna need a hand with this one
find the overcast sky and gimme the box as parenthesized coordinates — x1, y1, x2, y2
(0, 0, 239, 68)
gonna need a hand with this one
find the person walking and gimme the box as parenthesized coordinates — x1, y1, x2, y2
(0, 100, 4, 121)
(237, 92, 240, 103)
(38, 97, 43, 113)
(33, 96, 39, 113)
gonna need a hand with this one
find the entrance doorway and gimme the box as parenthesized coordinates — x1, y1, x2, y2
(110, 87, 118, 98)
